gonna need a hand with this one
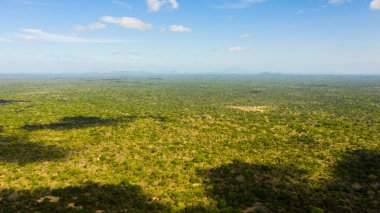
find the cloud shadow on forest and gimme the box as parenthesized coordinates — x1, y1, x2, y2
(22, 115, 171, 131)
(23, 116, 125, 131)
(0, 100, 29, 106)
(0, 134, 67, 165)
(192, 149, 380, 212)
(0, 182, 170, 212)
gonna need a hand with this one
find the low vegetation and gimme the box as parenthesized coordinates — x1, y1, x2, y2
(0, 75, 379, 212)
(229, 106, 268, 113)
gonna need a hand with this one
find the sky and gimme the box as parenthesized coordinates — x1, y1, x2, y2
(0, 0, 379, 74)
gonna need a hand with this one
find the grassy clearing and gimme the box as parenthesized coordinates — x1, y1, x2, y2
(0, 75, 379, 212)
(229, 106, 268, 113)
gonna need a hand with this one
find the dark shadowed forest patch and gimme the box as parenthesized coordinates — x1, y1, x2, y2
(0, 182, 170, 212)
(0, 100, 28, 105)
(0, 134, 67, 165)
(23, 115, 170, 131)
(23, 116, 124, 131)
(198, 151, 380, 212)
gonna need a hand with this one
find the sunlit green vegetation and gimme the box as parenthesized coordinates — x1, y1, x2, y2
(0, 74, 379, 212)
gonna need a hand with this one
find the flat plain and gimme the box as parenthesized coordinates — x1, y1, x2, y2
(0, 75, 379, 212)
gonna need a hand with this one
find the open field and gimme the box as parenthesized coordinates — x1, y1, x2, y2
(0, 75, 379, 212)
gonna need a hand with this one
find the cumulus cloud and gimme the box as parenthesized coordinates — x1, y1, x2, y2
(370, 0, 380, 10)
(146, 0, 179, 12)
(89, 22, 107, 30)
(229, 46, 250, 52)
(169, 25, 191, 32)
(147, 0, 161, 11)
(328, 0, 351, 5)
(17, 29, 114, 43)
(168, 0, 179, 9)
(73, 25, 86, 33)
(74, 22, 106, 33)
(101, 16, 152, 30)
(217, 0, 266, 9)
(112, 0, 132, 9)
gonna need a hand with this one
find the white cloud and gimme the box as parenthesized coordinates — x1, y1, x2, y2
(17, 33, 39, 41)
(168, 0, 179, 9)
(74, 22, 106, 33)
(101, 16, 152, 30)
(89, 22, 107, 30)
(370, 0, 380, 10)
(229, 46, 250, 52)
(17, 29, 114, 43)
(73, 25, 87, 33)
(146, 0, 179, 12)
(328, 0, 351, 5)
(112, 0, 132, 9)
(169, 25, 191, 32)
(217, 0, 266, 9)
(0, 37, 13, 43)
(147, 0, 161, 11)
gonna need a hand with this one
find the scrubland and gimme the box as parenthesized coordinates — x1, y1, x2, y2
(0, 75, 379, 212)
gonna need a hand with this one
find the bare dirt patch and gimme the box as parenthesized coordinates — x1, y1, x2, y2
(229, 106, 268, 113)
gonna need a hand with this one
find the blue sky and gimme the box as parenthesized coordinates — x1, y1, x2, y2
(0, 0, 379, 74)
